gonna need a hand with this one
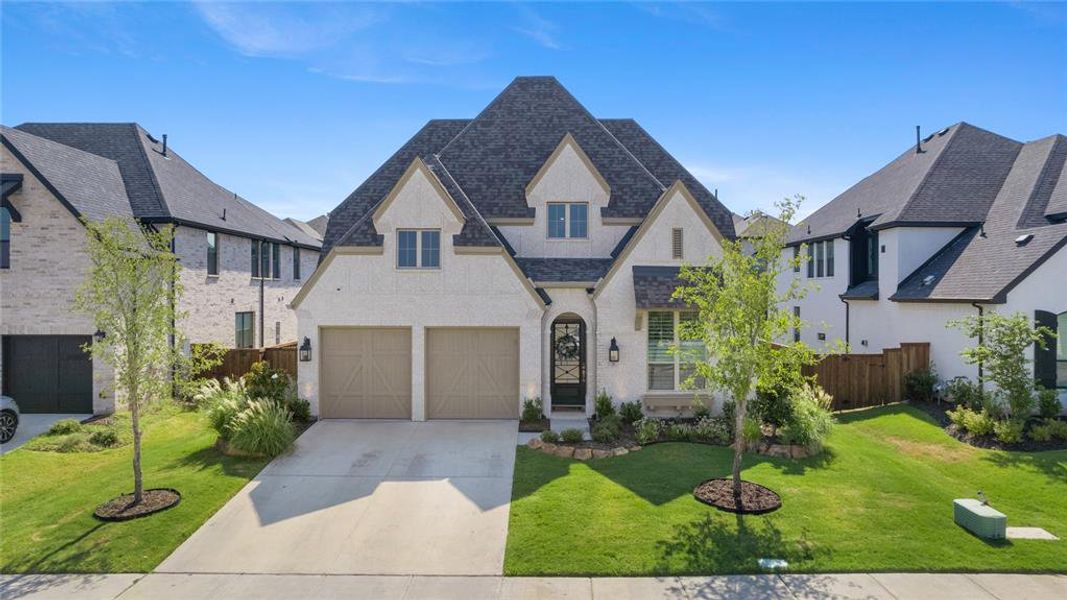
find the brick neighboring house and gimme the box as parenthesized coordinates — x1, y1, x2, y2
(1, 124, 321, 415)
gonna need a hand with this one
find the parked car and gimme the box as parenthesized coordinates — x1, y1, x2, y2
(1, 396, 20, 444)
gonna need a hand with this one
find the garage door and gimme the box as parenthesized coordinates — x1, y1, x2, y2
(320, 328, 411, 419)
(1, 335, 93, 414)
(426, 328, 519, 420)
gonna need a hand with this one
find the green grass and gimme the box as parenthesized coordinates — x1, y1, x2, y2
(0, 408, 268, 573)
(505, 404, 1067, 575)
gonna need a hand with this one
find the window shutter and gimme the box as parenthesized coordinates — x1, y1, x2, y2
(672, 228, 683, 259)
(1034, 310, 1057, 389)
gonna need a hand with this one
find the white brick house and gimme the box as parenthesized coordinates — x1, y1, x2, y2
(293, 77, 737, 421)
(1, 124, 321, 415)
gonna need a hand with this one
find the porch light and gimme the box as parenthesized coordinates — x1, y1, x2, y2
(609, 337, 620, 363)
(93, 329, 106, 342)
(299, 337, 312, 362)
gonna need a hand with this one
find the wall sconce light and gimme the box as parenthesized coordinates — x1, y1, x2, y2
(299, 337, 312, 362)
(609, 337, 620, 363)
(93, 329, 106, 342)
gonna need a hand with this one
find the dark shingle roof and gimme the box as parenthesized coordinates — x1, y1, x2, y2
(892, 134, 1067, 303)
(14, 123, 320, 248)
(514, 257, 614, 283)
(840, 280, 879, 300)
(632, 266, 691, 309)
(2, 125, 133, 223)
(790, 123, 1021, 245)
(1044, 154, 1067, 220)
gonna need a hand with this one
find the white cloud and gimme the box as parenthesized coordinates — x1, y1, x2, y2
(513, 5, 563, 50)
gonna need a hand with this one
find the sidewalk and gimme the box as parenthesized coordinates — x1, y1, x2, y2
(2, 572, 1065, 599)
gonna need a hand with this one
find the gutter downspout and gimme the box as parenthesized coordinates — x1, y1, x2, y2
(839, 296, 850, 349)
(260, 242, 265, 349)
(972, 302, 984, 390)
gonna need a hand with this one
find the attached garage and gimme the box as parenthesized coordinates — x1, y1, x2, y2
(319, 327, 412, 419)
(1, 335, 93, 414)
(426, 327, 519, 420)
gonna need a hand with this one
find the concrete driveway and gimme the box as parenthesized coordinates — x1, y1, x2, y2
(157, 420, 517, 576)
(1, 413, 90, 454)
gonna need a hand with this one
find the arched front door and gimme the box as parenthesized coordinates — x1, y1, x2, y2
(550, 316, 586, 409)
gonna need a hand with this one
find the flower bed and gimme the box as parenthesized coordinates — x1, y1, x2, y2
(911, 400, 1067, 452)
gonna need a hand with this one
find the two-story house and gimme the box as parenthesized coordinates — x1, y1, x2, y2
(784, 123, 1067, 407)
(293, 76, 736, 421)
(1, 124, 321, 415)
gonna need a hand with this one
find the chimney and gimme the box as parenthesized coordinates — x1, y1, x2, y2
(915, 126, 924, 154)
(162, 134, 168, 157)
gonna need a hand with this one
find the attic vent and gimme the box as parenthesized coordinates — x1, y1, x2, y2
(921, 275, 937, 287)
(672, 228, 684, 259)
(1015, 233, 1034, 246)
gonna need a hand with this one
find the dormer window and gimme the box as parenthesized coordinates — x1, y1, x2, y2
(397, 229, 440, 269)
(849, 226, 879, 285)
(547, 203, 588, 239)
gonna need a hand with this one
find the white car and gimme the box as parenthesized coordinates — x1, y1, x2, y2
(0, 395, 19, 444)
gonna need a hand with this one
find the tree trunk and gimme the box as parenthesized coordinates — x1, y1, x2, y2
(732, 395, 745, 507)
(130, 382, 143, 505)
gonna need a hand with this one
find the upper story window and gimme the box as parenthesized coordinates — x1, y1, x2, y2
(806, 240, 834, 279)
(272, 243, 281, 279)
(0, 207, 10, 269)
(251, 240, 279, 280)
(293, 246, 301, 280)
(849, 227, 878, 285)
(672, 228, 684, 259)
(397, 229, 440, 269)
(251, 239, 260, 278)
(547, 202, 588, 239)
(207, 231, 218, 276)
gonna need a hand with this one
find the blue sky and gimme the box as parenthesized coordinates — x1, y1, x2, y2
(3, 2, 1065, 221)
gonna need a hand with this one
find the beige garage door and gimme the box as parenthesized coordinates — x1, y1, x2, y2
(426, 328, 520, 420)
(320, 327, 411, 419)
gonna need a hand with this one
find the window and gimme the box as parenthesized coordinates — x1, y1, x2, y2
(1058, 312, 1067, 389)
(793, 306, 801, 342)
(272, 243, 281, 279)
(806, 244, 814, 278)
(261, 242, 271, 279)
(547, 202, 588, 239)
(206, 232, 218, 276)
(826, 240, 835, 277)
(867, 233, 879, 277)
(293, 247, 301, 280)
(647, 311, 707, 391)
(806, 241, 835, 279)
(792, 246, 800, 273)
(850, 226, 879, 285)
(251, 240, 260, 278)
(672, 228, 684, 259)
(275, 321, 281, 345)
(0, 207, 9, 269)
(816, 241, 825, 277)
(397, 229, 440, 269)
(235, 312, 254, 349)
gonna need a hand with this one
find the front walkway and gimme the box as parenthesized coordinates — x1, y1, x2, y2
(155, 420, 517, 575)
(2, 572, 1065, 599)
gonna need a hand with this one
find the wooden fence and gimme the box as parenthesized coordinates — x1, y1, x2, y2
(199, 341, 298, 381)
(805, 342, 930, 411)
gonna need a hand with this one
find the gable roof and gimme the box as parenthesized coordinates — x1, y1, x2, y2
(2, 125, 133, 223)
(284, 217, 324, 241)
(891, 133, 1067, 304)
(13, 122, 320, 249)
(790, 122, 1022, 245)
(323, 77, 736, 254)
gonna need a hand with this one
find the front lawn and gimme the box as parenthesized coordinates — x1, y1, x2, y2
(0, 408, 269, 573)
(505, 404, 1067, 575)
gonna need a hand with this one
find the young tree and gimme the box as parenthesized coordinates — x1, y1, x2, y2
(674, 196, 816, 504)
(75, 218, 182, 505)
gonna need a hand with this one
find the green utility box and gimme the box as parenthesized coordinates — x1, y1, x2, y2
(954, 498, 1006, 539)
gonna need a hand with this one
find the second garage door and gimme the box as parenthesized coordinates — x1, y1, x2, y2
(426, 328, 519, 420)
(320, 328, 411, 419)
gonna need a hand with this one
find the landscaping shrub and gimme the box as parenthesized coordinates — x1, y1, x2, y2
(693, 416, 732, 445)
(947, 406, 996, 437)
(88, 428, 120, 448)
(1029, 418, 1067, 442)
(521, 397, 544, 422)
(591, 415, 622, 443)
(594, 390, 615, 419)
(1037, 387, 1062, 419)
(540, 430, 560, 443)
(752, 381, 792, 431)
(666, 423, 694, 441)
(227, 400, 296, 457)
(945, 377, 984, 411)
(635, 418, 662, 445)
(48, 419, 83, 436)
(993, 419, 1024, 444)
(778, 383, 834, 450)
(175, 342, 227, 403)
(282, 380, 311, 422)
(618, 400, 643, 424)
(904, 368, 938, 403)
(207, 396, 250, 441)
(244, 361, 289, 402)
(691, 400, 711, 420)
(194, 377, 246, 410)
(560, 428, 584, 444)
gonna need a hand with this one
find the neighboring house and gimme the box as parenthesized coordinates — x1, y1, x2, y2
(293, 76, 736, 421)
(285, 215, 327, 241)
(1, 124, 321, 415)
(784, 122, 1067, 407)
(733, 210, 788, 255)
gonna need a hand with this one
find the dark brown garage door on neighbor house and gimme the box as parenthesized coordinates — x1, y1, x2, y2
(1, 335, 93, 414)
(426, 328, 519, 420)
(319, 327, 412, 419)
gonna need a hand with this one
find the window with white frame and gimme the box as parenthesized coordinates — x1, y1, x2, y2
(647, 311, 707, 391)
(397, 229, 440, 269)
(547, 202, 588, 239)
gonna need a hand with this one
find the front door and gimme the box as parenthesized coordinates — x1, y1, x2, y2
(550, 318, 585, 408)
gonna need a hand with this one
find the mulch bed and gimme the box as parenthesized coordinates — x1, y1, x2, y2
(519, 418, 550, 433)
(94, 488, 181, 521)
(693, 478, 782, 514)
(910, 401, 1067, 452)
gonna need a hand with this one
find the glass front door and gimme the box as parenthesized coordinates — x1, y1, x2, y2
(551, 318, 586, 408)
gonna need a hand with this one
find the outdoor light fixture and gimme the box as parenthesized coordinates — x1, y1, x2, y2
(609, 337, 620, 363)
(299, 337, 312, 362)
(93, 329, 106, 342)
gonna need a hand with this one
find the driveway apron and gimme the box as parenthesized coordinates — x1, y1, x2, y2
(155, 420, 517, 575)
